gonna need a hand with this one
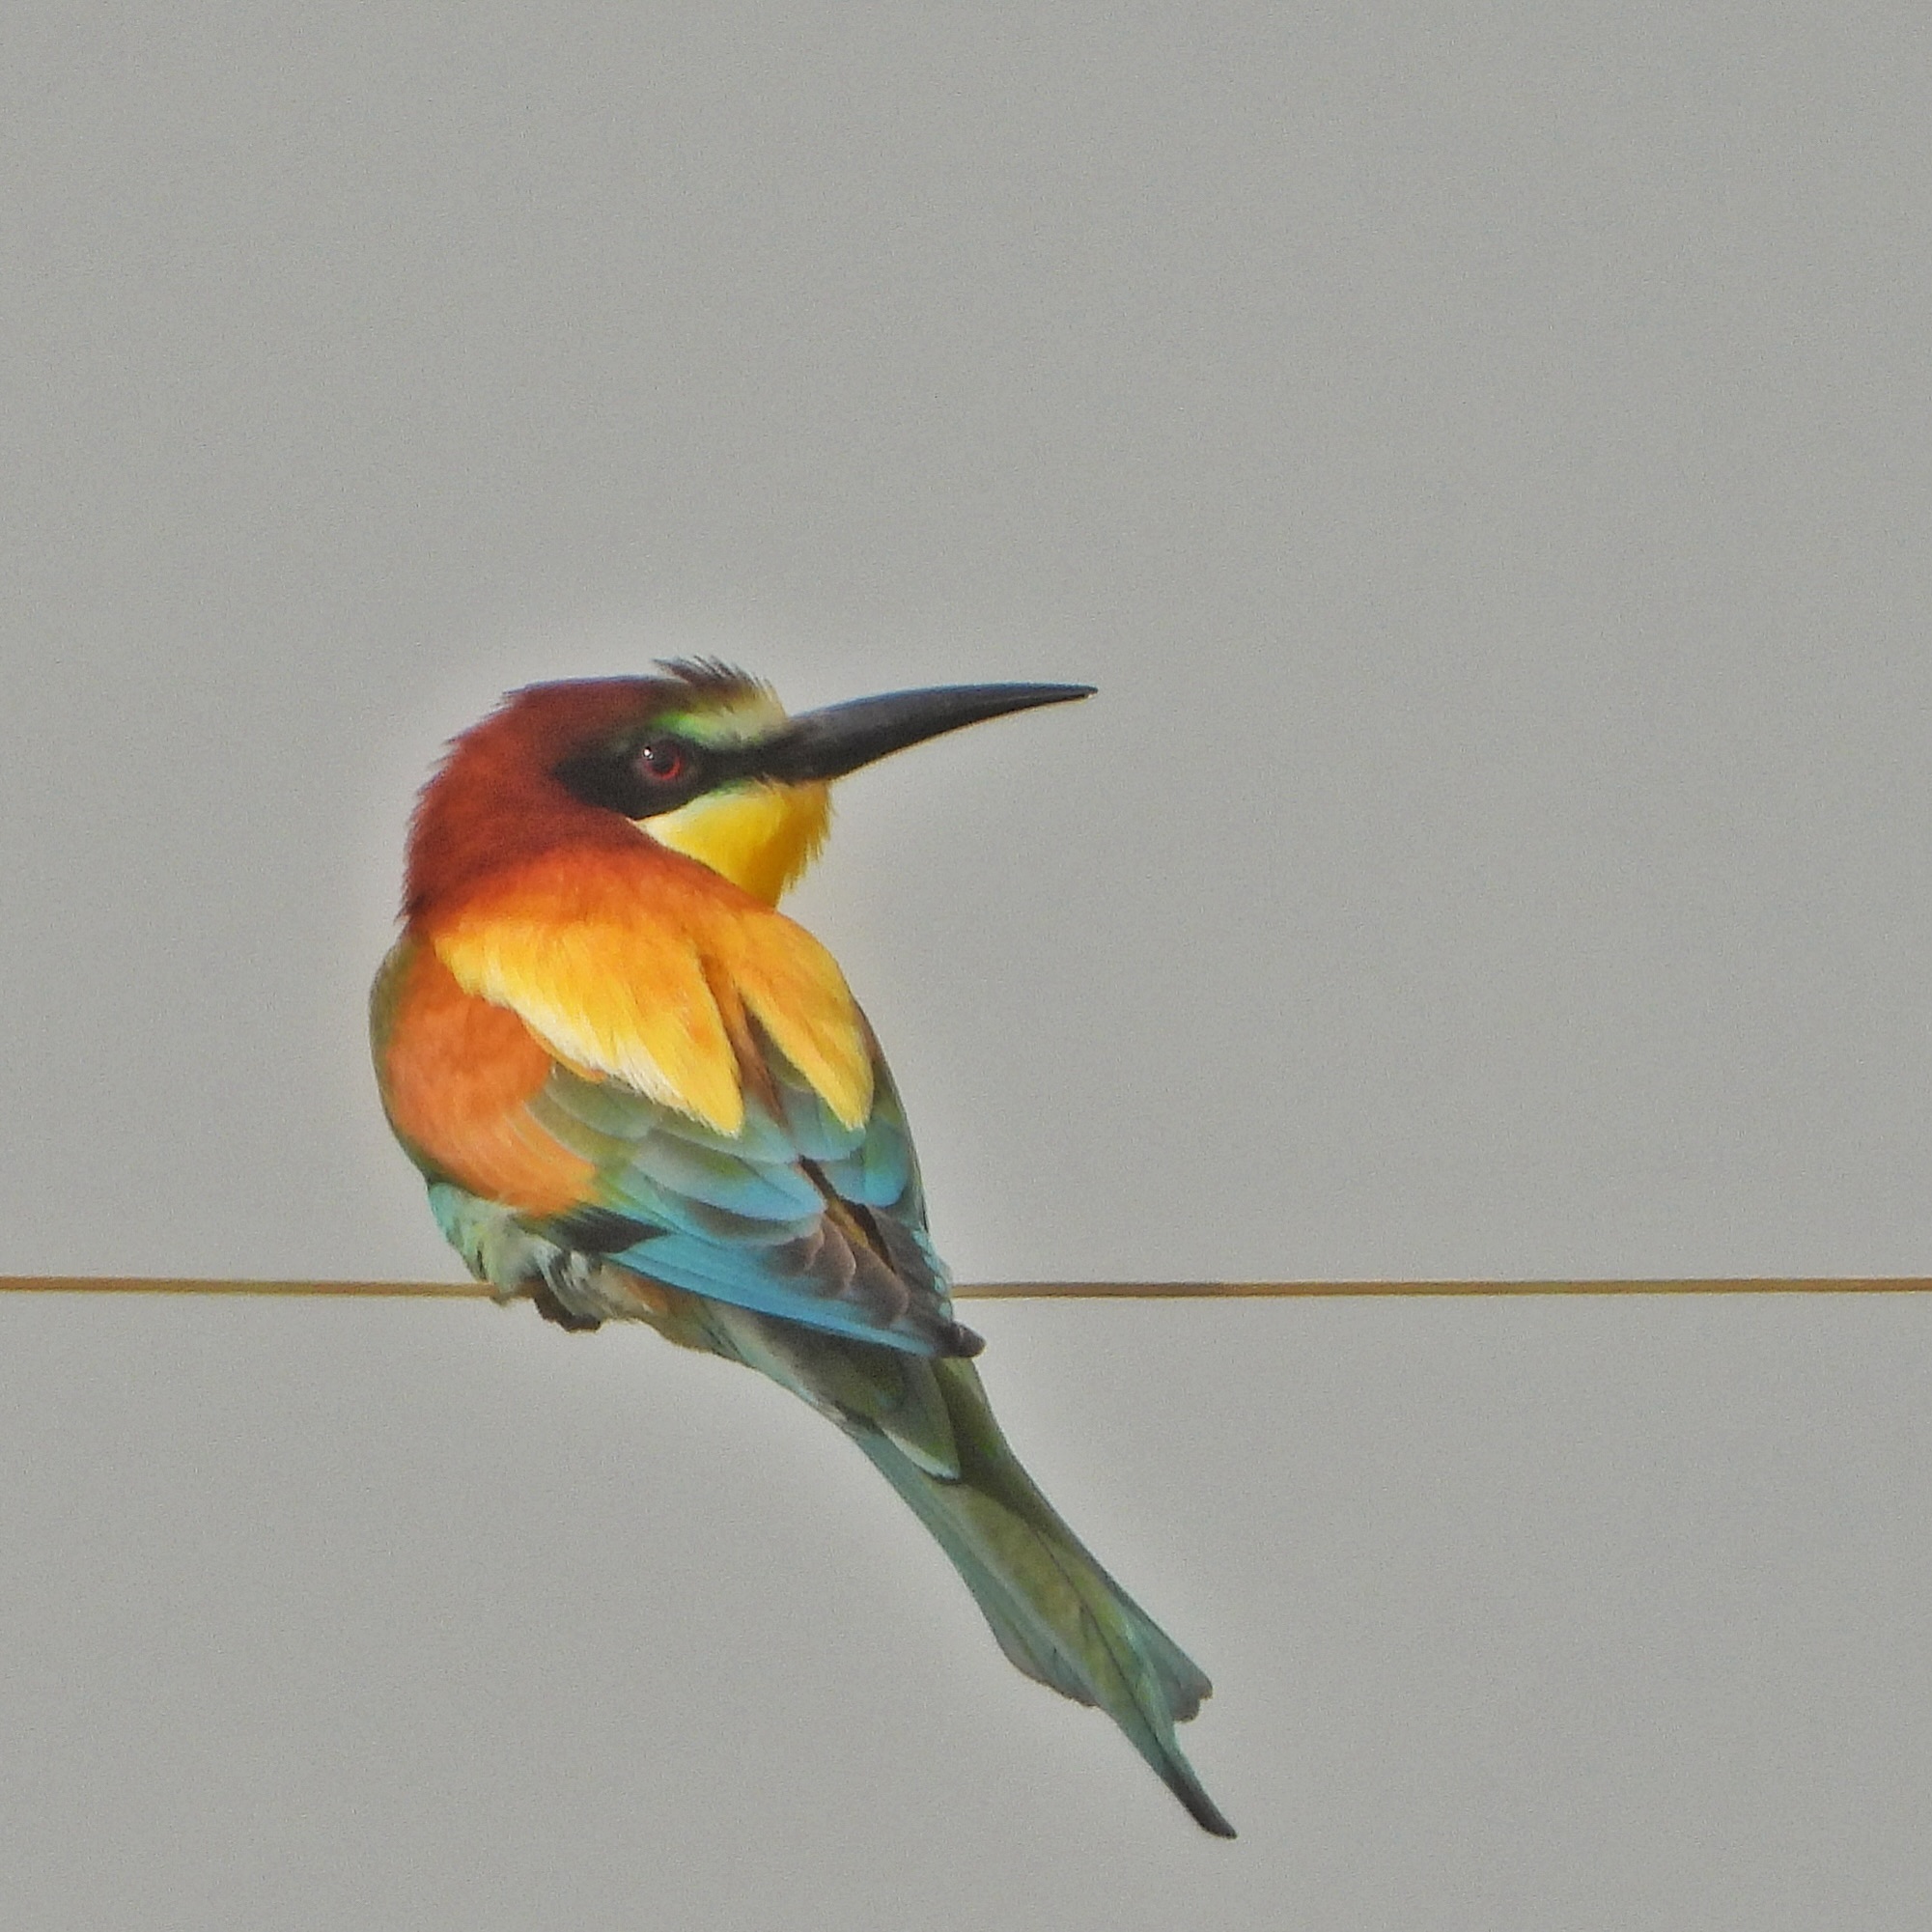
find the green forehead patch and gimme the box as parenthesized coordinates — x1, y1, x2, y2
(655, 658, 788, 744)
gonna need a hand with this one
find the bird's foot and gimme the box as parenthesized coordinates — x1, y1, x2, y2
(530, 1279, 603, 1331)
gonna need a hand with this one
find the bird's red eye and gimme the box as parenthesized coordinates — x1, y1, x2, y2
(636, 739, 688, 782)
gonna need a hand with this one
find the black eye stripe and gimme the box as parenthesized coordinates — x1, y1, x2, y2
(552, 731, 734, 818)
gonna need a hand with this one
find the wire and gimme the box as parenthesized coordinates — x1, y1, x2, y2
(1, 1276, 1928, 1299)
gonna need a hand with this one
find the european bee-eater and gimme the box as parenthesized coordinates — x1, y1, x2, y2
(371, 660, 1233, 1837)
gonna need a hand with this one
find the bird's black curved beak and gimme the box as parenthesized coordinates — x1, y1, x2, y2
(752, 682, 1095, 784)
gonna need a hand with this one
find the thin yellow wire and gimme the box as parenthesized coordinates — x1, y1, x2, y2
(0, 1276, 1928, 1300)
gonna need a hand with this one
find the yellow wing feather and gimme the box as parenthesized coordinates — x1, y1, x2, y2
(430, 848, 868, 1135)
(714, 910, 874, 1130)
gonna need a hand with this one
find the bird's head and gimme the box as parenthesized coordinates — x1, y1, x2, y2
(406, 659, 1093, 916)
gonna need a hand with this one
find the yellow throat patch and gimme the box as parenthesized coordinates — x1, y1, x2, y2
(643, 780, 833, 907)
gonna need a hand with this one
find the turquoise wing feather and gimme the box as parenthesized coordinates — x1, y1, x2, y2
(469, 1013, 977, 1358)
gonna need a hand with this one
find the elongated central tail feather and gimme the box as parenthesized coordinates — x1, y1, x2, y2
(606, 1281, 1233, 1836)
(850, 1358, 1235, 1838)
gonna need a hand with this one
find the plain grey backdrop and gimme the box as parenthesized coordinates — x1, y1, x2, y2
(4, 5, 1930, 1926)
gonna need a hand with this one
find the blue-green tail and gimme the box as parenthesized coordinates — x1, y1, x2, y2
(851, 1358, 1234, 1838)
(575, 1277, 1233, 1836)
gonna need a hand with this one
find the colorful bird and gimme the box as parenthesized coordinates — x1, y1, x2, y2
(371, 660, 1233, 1837)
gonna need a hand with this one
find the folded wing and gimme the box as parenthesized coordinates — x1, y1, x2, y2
(374, 931, 976, 1358)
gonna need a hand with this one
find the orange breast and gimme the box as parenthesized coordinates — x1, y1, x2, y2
(378, 940, 595, 1217)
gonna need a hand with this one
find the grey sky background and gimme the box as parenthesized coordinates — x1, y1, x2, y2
(4, 6, 1931, 1927)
